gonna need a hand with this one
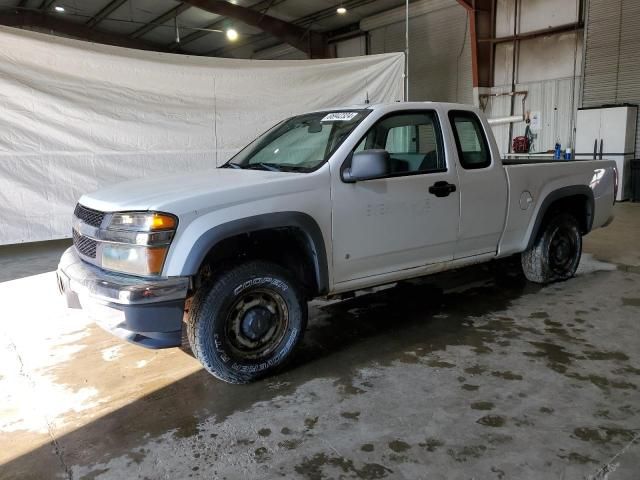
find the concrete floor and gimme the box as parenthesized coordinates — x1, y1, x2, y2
(1, 204, 639, 480)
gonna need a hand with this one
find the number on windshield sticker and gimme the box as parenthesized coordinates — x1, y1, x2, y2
(321, 112, 359, 122)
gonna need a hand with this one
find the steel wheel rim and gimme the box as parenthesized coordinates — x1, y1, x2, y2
(548, 226, 578, 274)
(224, 288, 289, 360)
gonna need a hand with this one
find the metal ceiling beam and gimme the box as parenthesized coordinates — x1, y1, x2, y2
(0, 11, 167, 51)
(456, 0, 494, 88)
(482, 21, 584, 44)
(130, 2, 192, 39)
(86, 0, 128, 29)
(167, 0, 284, 50)
(208, 0, 378, 58)
(182, 0, 330, 58)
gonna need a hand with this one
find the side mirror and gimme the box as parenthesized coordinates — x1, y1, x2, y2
(342, 149, 391, 182)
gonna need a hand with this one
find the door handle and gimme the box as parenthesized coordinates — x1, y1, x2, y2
(593, 139, 598, 160)
(429, 181, 457, 198)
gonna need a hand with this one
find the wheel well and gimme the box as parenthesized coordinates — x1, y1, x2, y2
(526, 191, 594, 250)
(195, 228, 320, 298)
(543, 194, 592, 234)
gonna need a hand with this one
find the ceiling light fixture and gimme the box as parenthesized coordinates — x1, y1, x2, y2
(54, 5, 65, 12)
(337, 6, 347, 14)
(226, 28, 239, 41)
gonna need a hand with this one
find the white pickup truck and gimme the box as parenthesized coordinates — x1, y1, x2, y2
(58, 102, 617, 383)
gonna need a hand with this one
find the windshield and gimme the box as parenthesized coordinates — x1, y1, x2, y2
(225, 110, 370, 172)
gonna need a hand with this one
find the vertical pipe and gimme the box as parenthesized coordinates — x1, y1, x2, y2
(405, 0, 409, 101)
(507, 0, 519, 153)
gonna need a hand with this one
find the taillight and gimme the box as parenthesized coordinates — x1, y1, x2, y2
(613, 166, 618, 204)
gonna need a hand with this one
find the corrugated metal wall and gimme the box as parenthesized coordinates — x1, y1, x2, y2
(335, 36, 367, 58)
(582, 0, 640, 156)
(363, 0, 473, 104)
(484, 0, 582, 155)
(488, 78, 581, 155)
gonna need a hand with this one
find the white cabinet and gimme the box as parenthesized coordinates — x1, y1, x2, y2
(576, 106, 638, 201)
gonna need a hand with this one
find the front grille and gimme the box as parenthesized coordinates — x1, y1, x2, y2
(74, 203, 105, 228)
(73, 229, 97, 258)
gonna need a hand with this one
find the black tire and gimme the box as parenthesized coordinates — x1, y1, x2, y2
(521, 213, 582, 284)
(186, 260, 307, 384)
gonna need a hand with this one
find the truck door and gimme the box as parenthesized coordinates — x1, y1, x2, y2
(331, 110, 460, 284)
(447, 110, 508, 259)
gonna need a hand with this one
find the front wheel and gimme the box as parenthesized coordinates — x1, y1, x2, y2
(186, 261, 307, 384)
(521, 213, 582, 284)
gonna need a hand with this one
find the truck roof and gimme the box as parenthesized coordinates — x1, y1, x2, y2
(311, 101, 476, 113)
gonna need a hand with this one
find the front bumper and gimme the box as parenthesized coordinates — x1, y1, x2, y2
(57, 247, 189, 349)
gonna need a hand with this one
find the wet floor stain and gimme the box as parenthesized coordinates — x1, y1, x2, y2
(294, 453, 392, 480)
(427, 359, 456, 368)
(491, 370, 523, 381)
(173, 417, 199, 439)
(461, 384, 480, 391)
(566, 372, 637, 392)
(477, 415, 506, 428)
(583, 350, 629, 361)
(557, 452, 600, 465)
(524, 341, 575, 374)
(6, 258, 640, 479)
(304, 417, 319, 430)
(613, 365, 640, 375)
(622, 297, 640, 306)
(447, 445, 487, 462)
(388, 440, 411, 453)
(279, 439, 302, 450)
(418, 438, 444, 452)
(254, 446, 270, 463)
(573, 427, 637, 445)
(471, 401, 495, 411)
(341, 411, 360, 421)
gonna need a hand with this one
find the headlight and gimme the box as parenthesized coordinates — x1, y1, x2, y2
(109, 212, 177, 231)
(99, 211, 177, 276)
(102, 244, 169, 276)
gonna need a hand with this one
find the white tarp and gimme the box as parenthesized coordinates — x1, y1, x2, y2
(0, 27, 404, 245)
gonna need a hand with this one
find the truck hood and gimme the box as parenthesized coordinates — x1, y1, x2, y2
(78, 167, 307, 214)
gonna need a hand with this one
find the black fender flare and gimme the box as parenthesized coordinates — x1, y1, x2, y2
(526, 185, 595, 250)
(180, 212, 329, 295)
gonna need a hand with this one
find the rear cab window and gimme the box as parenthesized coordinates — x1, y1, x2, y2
(448, 110, 491, 170)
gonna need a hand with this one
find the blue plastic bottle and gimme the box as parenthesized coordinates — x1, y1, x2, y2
(554, 143, 562, 160)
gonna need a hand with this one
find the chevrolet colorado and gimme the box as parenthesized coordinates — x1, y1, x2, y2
(57, 102, 617, 383)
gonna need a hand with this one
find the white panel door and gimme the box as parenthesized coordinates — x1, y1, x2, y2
(575, 109, 601, 158)
(601, 107, 631, 154)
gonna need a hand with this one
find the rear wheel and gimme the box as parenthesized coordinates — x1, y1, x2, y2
(521, 213, 582, 284)
(186, 261, 307, 384)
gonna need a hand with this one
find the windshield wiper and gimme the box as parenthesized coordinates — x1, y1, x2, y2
(246, 162, 282, 172)
(221, 162, 242, 169)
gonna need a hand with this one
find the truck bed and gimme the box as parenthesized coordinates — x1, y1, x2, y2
(498, 159, 617, 257)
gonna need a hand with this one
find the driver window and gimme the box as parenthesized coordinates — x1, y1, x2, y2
(352, 111, 445, 175)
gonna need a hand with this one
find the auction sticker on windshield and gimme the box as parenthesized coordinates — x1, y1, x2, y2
(321, 112, 359, 122)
